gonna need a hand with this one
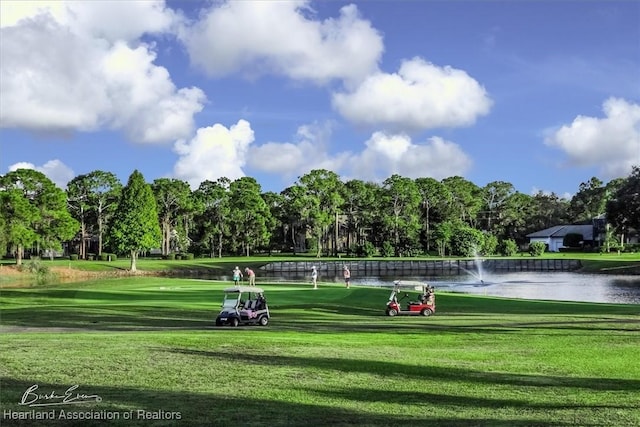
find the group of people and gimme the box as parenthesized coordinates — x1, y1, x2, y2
(311, 265, 350, 289)
(232, 264, 352, 289)
(232, 266, 256, 286)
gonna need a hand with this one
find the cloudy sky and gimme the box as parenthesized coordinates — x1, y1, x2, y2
(1, 0, 639, 196)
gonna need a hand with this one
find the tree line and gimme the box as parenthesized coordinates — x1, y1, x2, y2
(1, 166, 639, 270)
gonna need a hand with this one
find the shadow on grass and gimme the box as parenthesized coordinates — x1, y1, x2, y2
(0, 377, 598, 427)
(0, 306, 216, 331)
(2, 284, 639, 335)
(161, 348, 640, 393)
(2, 303, 639, 336)
(304, 385, 632, 410)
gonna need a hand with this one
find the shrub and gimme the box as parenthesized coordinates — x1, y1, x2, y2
(354, 242, 376, 257)
(498, 239, 519, 257)
(20, 258, 52, 286)
(380, 241, 394, 257)
(528, 241, 546, 257)
(450, 226, 484, 257)
(69, 254, 79, 261)
(182, 252, 194, 260)
(481, 233, 498, 256)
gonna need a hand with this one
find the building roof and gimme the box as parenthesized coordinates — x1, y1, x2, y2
(526, 224, 594, 240)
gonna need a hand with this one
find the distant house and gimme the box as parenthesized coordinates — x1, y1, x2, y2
(527, 224, 596, 252)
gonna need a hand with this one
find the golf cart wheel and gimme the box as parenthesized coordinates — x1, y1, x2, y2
(421, 308, 433, 317)
(230, 317, 239, 327)
(387, 308, 398, 317)
(258, 316, 269, 326)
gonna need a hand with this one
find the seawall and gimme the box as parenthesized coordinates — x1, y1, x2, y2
(261, 259, 581, 276)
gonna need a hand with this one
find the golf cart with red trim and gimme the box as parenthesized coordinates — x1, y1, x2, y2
(215, 286, 270, 327)
(385, 280, 436, 317)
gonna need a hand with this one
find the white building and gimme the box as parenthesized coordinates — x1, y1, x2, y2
(526, 224, 595, 252)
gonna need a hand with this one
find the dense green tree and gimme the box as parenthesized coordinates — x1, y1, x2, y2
(415, 177, 450, 252)
(261, 191, 285, 253)
(529, 191, 570, 233)
(228, 177, 272, 256)
(193, 178, 231, 258)
(606, 166, 640, 245)
(280, 184, 313, 254)
(297, 169, 345, 257)
(380, 174, 421, 255)
(66, 176, 93, 259)
(152, 178, 192, 255)
(1, 169, 79, 264)
(89, 171, 121, 256)
(0, 188, 39, 264)
(432, 220, 456, 257)
(0, 200, 7, 257)
(67, 171, 121, 257)
(569, 177, 606, 222)
(441, 176, 482, 227)
(480, 181, 516, 233)
(342, 179, 379, 251)
(109, 170, 161, 272)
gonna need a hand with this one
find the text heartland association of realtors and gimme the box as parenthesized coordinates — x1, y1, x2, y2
(3, 409, 182, 421)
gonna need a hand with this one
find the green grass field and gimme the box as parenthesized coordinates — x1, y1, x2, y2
(1, 276, 639, 426)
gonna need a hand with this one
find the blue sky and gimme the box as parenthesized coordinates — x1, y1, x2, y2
(1, 0, 639, 197)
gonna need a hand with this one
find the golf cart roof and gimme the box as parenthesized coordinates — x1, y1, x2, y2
(223, 286, 264, 293)
(392, 280, 429, 290)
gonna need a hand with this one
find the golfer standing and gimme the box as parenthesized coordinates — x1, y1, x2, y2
(343, 265, 351, 289)
(311, 266, 318, 289)
(232, 266, 243, 285)
(245, 267, 256, 286)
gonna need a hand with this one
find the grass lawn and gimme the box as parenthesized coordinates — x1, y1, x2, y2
(1, 276, 639, 426)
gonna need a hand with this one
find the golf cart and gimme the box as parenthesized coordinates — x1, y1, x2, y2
(385, 280, 436, 317)
(215, 286, 270, 327)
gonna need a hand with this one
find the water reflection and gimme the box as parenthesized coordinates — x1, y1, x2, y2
(259, 271, 640, 304)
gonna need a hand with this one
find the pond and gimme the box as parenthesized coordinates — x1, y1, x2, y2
(255, 271, 640, 305)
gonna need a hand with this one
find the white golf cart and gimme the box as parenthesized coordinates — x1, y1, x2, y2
(215, 286, 270, 327)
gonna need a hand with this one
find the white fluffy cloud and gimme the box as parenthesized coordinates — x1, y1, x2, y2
(8, 159, 75, 189)
(545, 98, 640, 178)
(0, 0, 177, 41)
(247, 122, 471, 183)
(348, 132, 472, 181)
(178, 1, 383, 85)
(247, 122, 349, 178)
(173, 120, 255, 188)
(0, 1, 204, 143)
(332, 57, 492, 131)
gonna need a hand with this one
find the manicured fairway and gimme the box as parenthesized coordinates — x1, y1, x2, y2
(1, 277, 639, 426)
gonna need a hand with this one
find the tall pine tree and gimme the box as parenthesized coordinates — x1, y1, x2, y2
(109, 170, 161, 272)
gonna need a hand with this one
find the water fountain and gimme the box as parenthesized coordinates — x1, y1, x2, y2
(457, 250, 488, 286)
